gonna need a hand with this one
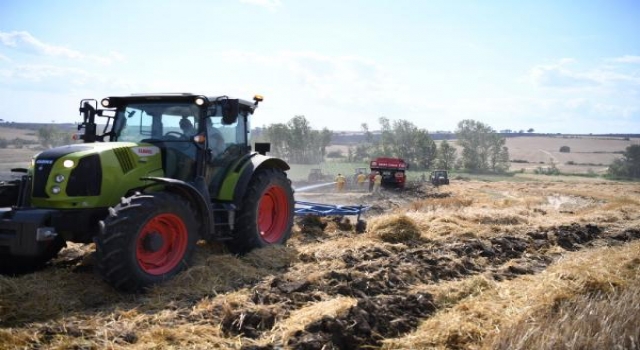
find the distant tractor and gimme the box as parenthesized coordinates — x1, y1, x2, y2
(0, 93, 295, 292)
(369, 157, 408, 189)
(430, 170, 450, 186)
(307, 168, 332, 183)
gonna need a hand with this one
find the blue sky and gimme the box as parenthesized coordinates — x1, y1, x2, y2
(1, 0, 639, 134)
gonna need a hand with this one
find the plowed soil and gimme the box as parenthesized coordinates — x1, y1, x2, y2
(1, 177, 639, 349)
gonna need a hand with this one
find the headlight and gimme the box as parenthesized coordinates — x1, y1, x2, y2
(63, 160, 75, 168)
(51, 186, 61, 194)
(54, 174, 65, 183)
(101, 98, 110, 107)
(195, 97, 205, 106)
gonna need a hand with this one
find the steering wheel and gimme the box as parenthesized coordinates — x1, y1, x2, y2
(164, 131, 186, 140)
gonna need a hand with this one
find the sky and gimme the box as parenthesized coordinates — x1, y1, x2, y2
(1, 0, 639, 134)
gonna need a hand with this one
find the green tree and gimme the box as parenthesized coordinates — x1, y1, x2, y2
(12, 138, 25, 149)
(376, 117, 395, 157)
(287, 115, 312, 163)
(368, 118, 436, 169)
(489, 137, 510, 173)
(263, 116, 332, 164)
(608, 145, 640, 178)
(412, 128, 437, 170)
(351, 123, 373, 162)
(456, 119, 509, 173)
(436, 140, 457, 170)
(362, 123, 373, 144)
(354, 144, 369, 161)
(38, 125, 58, 148)
(319, 128, 332, 159)
(264, 123, 289, 159)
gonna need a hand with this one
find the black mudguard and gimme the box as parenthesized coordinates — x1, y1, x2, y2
(140, 176, 214, 240)
(232, 155, 290, 207)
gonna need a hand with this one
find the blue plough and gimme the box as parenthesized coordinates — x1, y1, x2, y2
(294, 201, 370, 232)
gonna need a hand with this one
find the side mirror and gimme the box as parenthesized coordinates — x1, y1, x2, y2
(222, 99, 239, 124)
(254, 142, 271, 155)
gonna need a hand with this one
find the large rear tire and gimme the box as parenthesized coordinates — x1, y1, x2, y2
(0, 237, 65, 275)
(225, 168, 294, 255)
(96, 192, 198, 292)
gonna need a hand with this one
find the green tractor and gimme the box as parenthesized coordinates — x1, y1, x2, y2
(0, 93, 294, 292)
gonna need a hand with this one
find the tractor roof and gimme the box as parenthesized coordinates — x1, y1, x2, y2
(103, 93, 258, 112)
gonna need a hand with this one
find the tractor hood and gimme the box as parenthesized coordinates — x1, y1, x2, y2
(30, 142, 164, 209)
(34, 142, 152, 161)
(33, 142, 161, 174)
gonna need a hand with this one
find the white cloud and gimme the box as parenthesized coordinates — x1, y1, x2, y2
(221, 49, 397, 104)
(0, 53, 11, 62)
(529, 59, 600, 88)
(609, 55, 640, 64)
(529, 57, 640, 90)
(0, 31, 124, 65)
(0, 63, 139, 99)
(239, 0, 282, 11)
(5, 64, 88, 82)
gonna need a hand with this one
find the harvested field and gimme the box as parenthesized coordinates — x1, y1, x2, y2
(326, 135, 638, 175)
(1, 177, 640, 349)
(504, 136, 637, 174)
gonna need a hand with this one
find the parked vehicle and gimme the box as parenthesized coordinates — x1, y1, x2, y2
(0, 93, 294, 292)
(369, 157, 408, 189)
(430, 170, 450, 186)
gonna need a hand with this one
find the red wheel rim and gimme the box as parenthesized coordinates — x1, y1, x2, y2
(258, 185, 290, 243)
(136, 213, 188, 275)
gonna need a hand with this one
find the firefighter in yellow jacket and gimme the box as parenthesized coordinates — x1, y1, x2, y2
(335, 173, 346, 192)
(373, 171, 383, 194)
(356, 171, 367, 192)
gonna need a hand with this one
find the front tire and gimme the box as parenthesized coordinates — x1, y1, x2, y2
(225, 168, 294, 254)
(96, 192, 198, 292)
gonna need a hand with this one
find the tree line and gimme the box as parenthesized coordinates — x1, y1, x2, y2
(256, 116, 332, 164)
(608, 145, 640, 179)
(257, 115, 510, 173)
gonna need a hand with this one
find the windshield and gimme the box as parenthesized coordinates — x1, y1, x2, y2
(115, 103, 200, 143)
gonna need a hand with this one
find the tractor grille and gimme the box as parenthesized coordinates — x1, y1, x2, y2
(113, 147, 135, 174)
(32, 161, 53, 198)
(66, 154, 102, 197)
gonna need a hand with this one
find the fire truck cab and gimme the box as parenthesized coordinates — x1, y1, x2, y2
(369, 157, 408, 189)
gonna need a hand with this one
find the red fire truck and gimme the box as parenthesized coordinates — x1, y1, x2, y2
(369, 157, 408, 189)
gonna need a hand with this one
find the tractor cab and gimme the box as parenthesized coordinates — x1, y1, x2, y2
(90, 94, 264, 185)
(430, 170, 450, 186)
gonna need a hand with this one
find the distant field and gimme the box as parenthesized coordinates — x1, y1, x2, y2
(505, 136, 637, 174)
(0, 149, 36, 178)
(0, 126, 45, 176)
(1, 126, 637, 178)
(325, 135, 639, 175)
(0, 126, 39, 141)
